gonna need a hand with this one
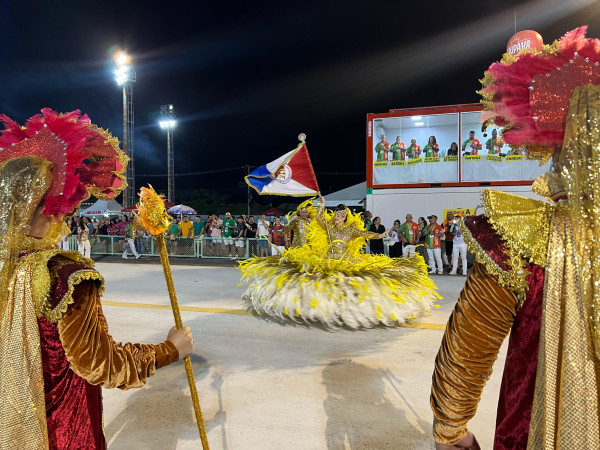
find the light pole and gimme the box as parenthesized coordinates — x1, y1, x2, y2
(114, 51, 136, 208)
(159, 104, 176, 203)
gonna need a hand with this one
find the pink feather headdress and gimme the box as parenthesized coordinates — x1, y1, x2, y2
(0, 108, 128, 219)
(480, 26, 600, 162)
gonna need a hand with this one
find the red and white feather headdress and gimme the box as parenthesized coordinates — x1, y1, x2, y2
(480, 26, 600, 162)
(0, 108, 128, 219)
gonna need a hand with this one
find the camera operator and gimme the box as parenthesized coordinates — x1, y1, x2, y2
(448, 215, 468, 276)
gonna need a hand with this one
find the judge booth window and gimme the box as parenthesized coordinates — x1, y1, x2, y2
(368, 105, 552, 187)
(371, 113, 459, 185)
(460, 111, 551, 182)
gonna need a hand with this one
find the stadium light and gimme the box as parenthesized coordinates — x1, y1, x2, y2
(160, 104, 177, 202)
(113, 50, 136, 207)
(115, 52, 129, 66)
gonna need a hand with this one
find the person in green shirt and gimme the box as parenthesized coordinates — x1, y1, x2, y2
(168, 217, 179, 254)
(399, 214, 419, 257)
(462, 130, 482, 155)
(390, 136, 406, 161)
(406, 139, 422, 159)
(222, 212, 237, 257)
(122, 219, 141, 259)
(485, 128, 502, 154)
(193, 216, 204, 237)
(423, 136, 440, 157)
(375, 135, 390, 162)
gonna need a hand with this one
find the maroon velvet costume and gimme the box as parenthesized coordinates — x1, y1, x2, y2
(40, 259, 106, 449)
(37, 256, 178, 449)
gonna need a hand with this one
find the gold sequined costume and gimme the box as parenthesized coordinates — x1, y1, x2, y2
(280, 198, 315, 247)
(431, 27, 600, 449)
(239, 200, 438, 328)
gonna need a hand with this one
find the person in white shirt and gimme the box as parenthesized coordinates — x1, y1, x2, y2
(256, 214, 270, 257)
(449, 221, 468, 276)
(387, 219, 402, 258)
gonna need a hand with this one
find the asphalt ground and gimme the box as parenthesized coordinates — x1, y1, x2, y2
(97, 258, 507, 449)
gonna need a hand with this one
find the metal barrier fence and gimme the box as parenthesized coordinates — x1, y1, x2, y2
(76, 235, 428, 260)
(81, 235, 274, 259)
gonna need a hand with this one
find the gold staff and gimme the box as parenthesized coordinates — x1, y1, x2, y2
(134, 185, 209, 450)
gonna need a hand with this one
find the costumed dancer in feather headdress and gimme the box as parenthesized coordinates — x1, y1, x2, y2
(277, 198, 316, 248)
(240, 194, 438, 328)
(0, 109, 194, 450)
(431, 27, 600, 449)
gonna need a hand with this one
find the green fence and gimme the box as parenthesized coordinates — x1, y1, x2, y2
(79, 235, 396, 259)
(81, 235, 271, 259)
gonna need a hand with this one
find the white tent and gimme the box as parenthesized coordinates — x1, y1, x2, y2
(80, 199, 123, 217)
(323, 182, 366, 207)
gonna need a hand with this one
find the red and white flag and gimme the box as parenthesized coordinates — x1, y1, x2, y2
(245, 143, 319, 196)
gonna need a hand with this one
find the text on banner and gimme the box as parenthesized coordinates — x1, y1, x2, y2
(505, 155, 524, 161)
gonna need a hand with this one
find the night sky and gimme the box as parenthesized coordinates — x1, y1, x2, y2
(1, 0, 599, 202)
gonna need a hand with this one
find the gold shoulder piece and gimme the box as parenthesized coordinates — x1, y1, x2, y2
(17, 249, 64, 319)
(482, 189, 554, 267)
(46, 268, 104, 324)
(459, 217, 529, 300)
(45, 251, 102, 324)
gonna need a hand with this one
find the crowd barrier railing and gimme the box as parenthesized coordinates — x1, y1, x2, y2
(77, 235, 401, 259)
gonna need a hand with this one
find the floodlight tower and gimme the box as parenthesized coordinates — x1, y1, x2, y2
(159, 104, 177, 203)
(114, 51, 136, 207)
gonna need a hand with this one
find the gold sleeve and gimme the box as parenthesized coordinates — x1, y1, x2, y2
(316, 204, 327, 228)
(281, 219, 295, 235)
(58, 280, 179, 390)
(431, 261, 518, 444)
(353, 226, 380, 240)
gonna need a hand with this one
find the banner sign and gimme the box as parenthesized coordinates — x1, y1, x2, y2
(424, 157, 441, 163)
(374, 161, 389, 167)
(391, 160, 406, 166)
(443, 155, 458, 162)
(485, 154, 503, 162)
(464, 155, 482, 161)
(407, 158, 422, 166)
(443, 208, 478, 219)
(506, 155, 524, 161)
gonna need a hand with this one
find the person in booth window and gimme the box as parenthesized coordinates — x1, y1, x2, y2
(462, 130, 482, 155)
(424, 136, 440, 157)
(446, 142, 459, 156)
(375, 134, 390, 162)
(391, 136, 407, 161)
(406, 138, 422, 159)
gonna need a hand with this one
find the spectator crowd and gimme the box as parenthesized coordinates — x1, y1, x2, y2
(62, 210, 470, 274)
(364, 210, 471, 276)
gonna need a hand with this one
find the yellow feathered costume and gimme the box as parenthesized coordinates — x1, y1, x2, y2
(239, 201, 438, 328)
